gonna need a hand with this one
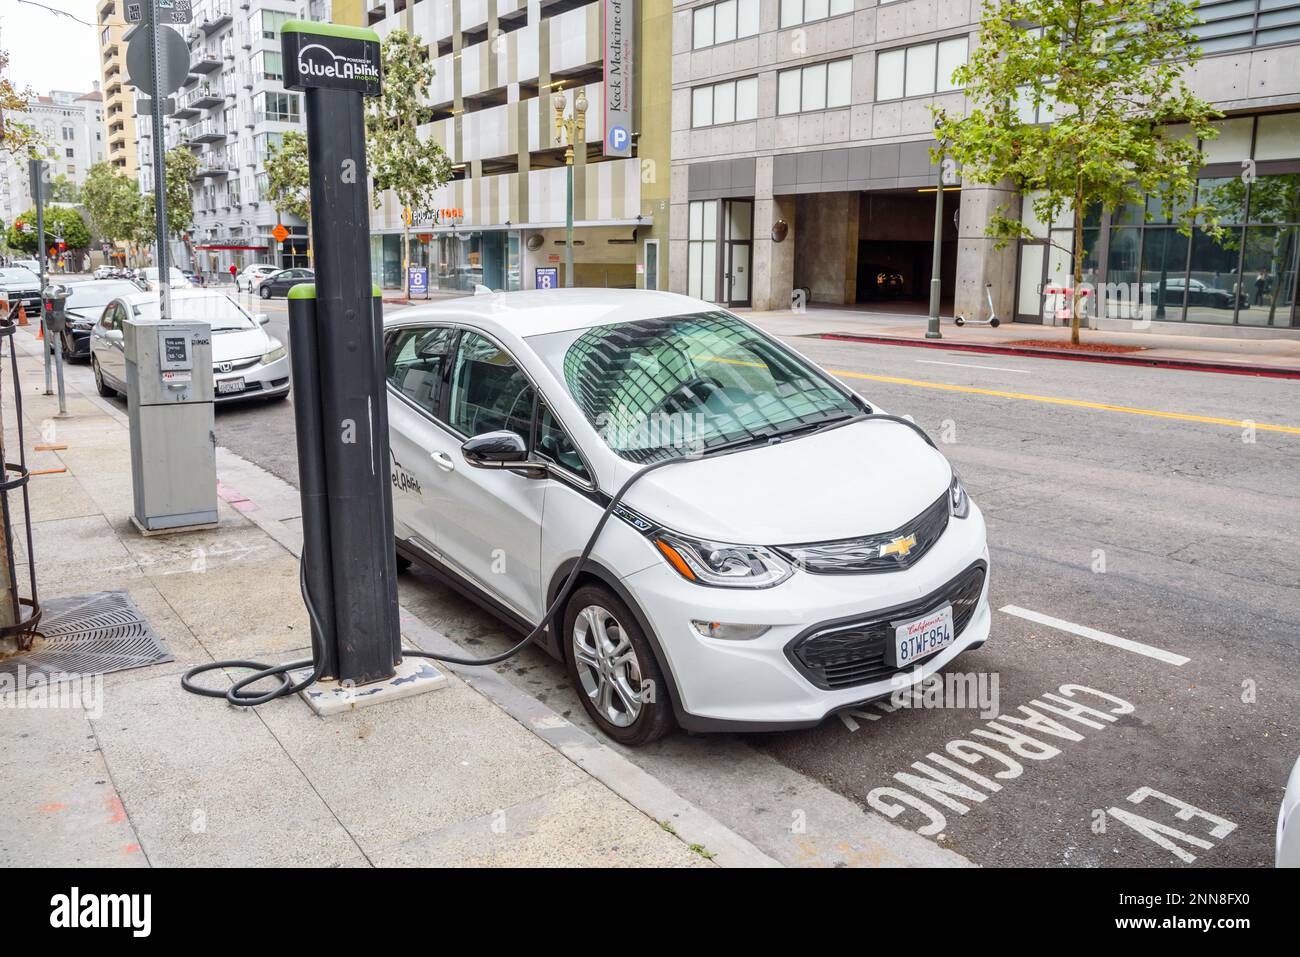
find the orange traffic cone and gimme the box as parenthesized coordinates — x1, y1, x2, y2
(17, 301, 28, 327)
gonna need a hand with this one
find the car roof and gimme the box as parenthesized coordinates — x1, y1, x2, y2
(120, 289, 239, 305)
(386, 288, 718, 338)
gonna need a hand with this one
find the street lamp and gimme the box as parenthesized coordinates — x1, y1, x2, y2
(553, 89, 587, 288)
(927, 128, 947, 340)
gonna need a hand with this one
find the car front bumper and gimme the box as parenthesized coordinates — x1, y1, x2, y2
(621, 502, 991, 731)
(213, 354, 290, 402)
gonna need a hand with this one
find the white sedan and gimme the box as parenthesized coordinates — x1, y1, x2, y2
(236, 263, 280, 292)
(91, 289, 290, 403)
(384, 289, 989, 745)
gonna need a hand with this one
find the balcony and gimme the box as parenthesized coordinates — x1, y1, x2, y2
(195, 153, 230, 177)
(188, 120, 226, 144)
(190, 85, 224, 109)
(201, 1, 234, 34)
(191, 52, 222, 74)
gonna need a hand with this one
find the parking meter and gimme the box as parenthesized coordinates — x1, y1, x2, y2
(124, 318, 219, 533)
(42, 285, 69, 334)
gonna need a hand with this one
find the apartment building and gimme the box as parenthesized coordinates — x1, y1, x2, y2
(670, 0, 1300, 333)
(361, 0, 671, 293)
(0, 89, 106, 225)
(98, 0, 141, 181)
(134, 0, 332, 275)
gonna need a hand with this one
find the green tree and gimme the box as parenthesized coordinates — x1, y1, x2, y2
(0, 49, 40, 158)
(46, 174, 80, 204)
(366, 30, 452, 296)
(136, 147, 197, 263)
(81, 162, 144, 247)
(6, 206, 90, 265)
(265, 130, 311, 262)
(937, 0, 1221, 342)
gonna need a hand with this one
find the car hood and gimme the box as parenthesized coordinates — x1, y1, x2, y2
(621, 418, 952, 544)
(211, 327, 269, 363)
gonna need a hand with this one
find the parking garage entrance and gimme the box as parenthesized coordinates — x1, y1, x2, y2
(792, 188, 958, 315)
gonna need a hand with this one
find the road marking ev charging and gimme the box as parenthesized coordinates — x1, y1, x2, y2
(1000, 606, 1190, 667)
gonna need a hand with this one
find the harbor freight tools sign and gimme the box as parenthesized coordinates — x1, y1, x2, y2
(602, 0, 634, 157)
(281, 22, 382, 95)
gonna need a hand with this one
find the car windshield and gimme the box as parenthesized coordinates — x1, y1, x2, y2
(135, 294, 256, 331)
(65, 281, 141, 312)
(143, 267, 185, 281)
(529, 311, 861, 464)
(0, 268, 38, 284)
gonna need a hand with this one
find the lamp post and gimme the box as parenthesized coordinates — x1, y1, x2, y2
(553, 89, 587, 288)
(927, 134, 947, 340)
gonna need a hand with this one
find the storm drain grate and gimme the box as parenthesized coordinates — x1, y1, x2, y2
(0, 591, 171, 687)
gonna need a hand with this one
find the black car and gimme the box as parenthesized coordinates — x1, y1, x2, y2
(257, 268, 314, 299)
(0, 266, 43, 322)
(56, 279, 144, 359)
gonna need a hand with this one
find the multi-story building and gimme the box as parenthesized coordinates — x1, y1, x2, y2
(669, 0, 1300, 334)
(359, 0, 671, 293)
(134, 0, 332, 275)
(0, 88, 106, 225)
(98, 0, 140, 181)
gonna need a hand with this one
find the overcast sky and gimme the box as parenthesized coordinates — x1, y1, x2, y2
(2, 1, 101, 97)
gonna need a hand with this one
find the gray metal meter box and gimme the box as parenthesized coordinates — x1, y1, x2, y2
(125, 319, 219, 533)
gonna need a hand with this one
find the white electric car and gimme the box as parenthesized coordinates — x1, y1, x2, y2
(385, 289, 990, 744)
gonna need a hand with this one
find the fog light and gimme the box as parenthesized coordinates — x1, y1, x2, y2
(692, 620, 771, 641)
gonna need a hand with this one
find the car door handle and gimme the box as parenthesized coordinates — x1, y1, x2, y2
(431, 450, 455, 472)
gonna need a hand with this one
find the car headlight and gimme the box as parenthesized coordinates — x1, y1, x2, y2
(261, 340, 287, 363)
(653, 532, 792, 588)
(949, 470, 970, 519)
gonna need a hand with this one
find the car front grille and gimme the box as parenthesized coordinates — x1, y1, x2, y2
(786, 562, 987, 690)
(214, 356, 262, 374)
(776, 492, 951, 574)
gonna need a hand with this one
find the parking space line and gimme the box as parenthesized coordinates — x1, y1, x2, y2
(999, 605, 1190, 667)
(916, 359, 1032, 374)
(827, 369, 1300, 435)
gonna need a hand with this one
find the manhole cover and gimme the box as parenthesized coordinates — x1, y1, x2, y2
(0, 592, 171, 687)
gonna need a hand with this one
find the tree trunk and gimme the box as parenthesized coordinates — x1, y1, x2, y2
(402, 223, 410, 300)
(1071, 192, 1085, 346)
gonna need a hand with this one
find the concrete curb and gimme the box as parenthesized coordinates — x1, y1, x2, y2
(813, 332, 1300, 379)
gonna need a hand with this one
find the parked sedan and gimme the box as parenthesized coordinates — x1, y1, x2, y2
(385, 289, 989, 745)
(0, 266, 44, 320)
(257, 268, 314, 299)
(138, 266, 195, 291)
(91, 290, 290, 403)
(56, 279, 143, 359)
(1155, 277, 1248, 309)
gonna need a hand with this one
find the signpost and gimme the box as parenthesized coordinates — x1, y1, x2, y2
(26, 159, 64, 413)
(602, 0, 634, 158)
(280, 21, 401, 690)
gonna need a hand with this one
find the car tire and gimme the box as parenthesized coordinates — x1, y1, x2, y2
(563, 583, 676, 746)
(92, 357, 115, 397)
(259, 286, 272, 299)
(395, 551, 412, 573)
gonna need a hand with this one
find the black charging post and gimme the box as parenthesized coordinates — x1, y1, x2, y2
(278, 21, 443, 711)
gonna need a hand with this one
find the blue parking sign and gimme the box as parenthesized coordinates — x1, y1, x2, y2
(408, 266, 428, 296)
(535, 267, 558, 289)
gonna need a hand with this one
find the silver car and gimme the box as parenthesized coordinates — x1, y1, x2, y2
(91, 290, 290, 403)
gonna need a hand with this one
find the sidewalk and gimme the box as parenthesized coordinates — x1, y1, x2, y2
(743, 306, 1300, 375)
(0, 326, 774, 868)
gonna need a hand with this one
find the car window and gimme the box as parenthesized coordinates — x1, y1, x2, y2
(447, 332, 534, 438)
(386, 326, 456, 415)
(536, 402, 590, 483)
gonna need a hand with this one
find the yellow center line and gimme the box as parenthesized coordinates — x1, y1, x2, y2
(826, 369, 1300, 435)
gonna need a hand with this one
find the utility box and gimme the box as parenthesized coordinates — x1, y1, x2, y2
(125, 319, 219, 534)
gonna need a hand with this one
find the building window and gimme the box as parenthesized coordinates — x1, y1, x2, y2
(777, 58, 851, 115)
(260, 10, 294, 39)
(875, 37, 967, 101)
(65, 147, 74, 158)
(693, 0, 760, 50)
(687, 200, 718, 302)
(258, 91, 300, 123)
(255, 50, 283, 81)
(1191, 0, 1300, 54)
(255, 131, 285, 161)
(779, 0, 853, 29)
(691, 76, 758, 128)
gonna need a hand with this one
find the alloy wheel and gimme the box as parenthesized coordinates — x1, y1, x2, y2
(571, 604, 643, 728)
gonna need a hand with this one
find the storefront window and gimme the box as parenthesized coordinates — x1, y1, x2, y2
(1239, 226, 1299, 327)
(1186, 228, 1245, 325)
(1139, 228, 1189, 323)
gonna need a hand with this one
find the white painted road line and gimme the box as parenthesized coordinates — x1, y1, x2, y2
(999, 605, 1191, 667)
(916, 359, 1032, 374)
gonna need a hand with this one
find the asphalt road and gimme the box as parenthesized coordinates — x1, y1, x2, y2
(210, 302, 1300, 868)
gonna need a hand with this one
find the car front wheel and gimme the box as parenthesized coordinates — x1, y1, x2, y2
(259, 285, 272, 299)
(92, 356, 115, 397)
(563, 584, 675, 746)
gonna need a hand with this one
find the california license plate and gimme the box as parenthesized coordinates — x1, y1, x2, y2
(217, 377, 245, 394)
(893, 605, 954, 667)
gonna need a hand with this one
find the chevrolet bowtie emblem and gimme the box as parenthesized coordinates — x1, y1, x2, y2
(880, 534, 917, 560)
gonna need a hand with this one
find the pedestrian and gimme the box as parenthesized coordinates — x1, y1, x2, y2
(230, 263, 238, 286)
(1254, 269, 1268, 305)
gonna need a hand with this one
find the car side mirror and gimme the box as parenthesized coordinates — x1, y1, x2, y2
(461, 430, 530, 469)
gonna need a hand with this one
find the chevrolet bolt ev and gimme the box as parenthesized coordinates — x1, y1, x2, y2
(385, 289, 990, 745)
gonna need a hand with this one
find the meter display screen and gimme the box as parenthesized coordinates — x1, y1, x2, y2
(164, 337, 187, 363)
(158, 329, 193, 372)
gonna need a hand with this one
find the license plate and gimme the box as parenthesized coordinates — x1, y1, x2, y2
(217, 377, 245, 394)
(893, 605, 954, 667)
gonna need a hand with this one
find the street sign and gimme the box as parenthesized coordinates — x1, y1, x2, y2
(535, 267, 558, 289)
(126, 2, 144, 23)
(408, 266, 428, 296)
(271, 223, 290, 243)
(126, 25, 191, 97)
(282, 23, 382, 96)
(156, 0, 193, 24)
